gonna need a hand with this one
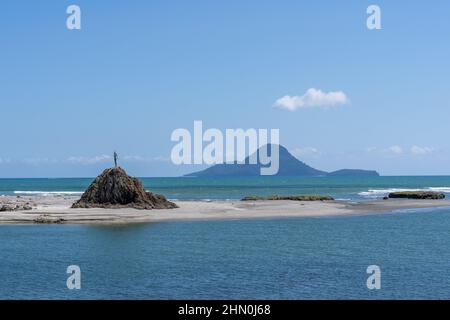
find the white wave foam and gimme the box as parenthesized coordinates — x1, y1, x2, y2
(358, 187, 450, 198)
(14, 191, 83, 196)
(428, 187, 450, 193)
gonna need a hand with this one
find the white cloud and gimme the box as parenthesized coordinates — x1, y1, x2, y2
(387, 146, 404, 155)
(411, 146, 433, 155)
(274, 88, 350, 111)
(122, 155, 146, 162)
(66, 155, 111, 165)
(22, 158, 58, 165)
(291, 147, 320, 158)
(1, 155, 170, 167)
(66, 154, 170, 165)
(367, 146, 403, 155)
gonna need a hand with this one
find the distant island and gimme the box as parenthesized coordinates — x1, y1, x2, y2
(327, 169, 379, 177)
(185, 145, 379, 177)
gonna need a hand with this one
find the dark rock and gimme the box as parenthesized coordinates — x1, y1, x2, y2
(383, 196, 389, 200)
(0, 205, 12, 212)
(242, 195, 334, 201)
(0, 203, 34, 212)
(34, 215, 66, 224)
(72, 167, 178, 209)
(388, 191, 445, 200)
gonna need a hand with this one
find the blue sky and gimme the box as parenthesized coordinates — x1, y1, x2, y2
(1, 0, 450, 177)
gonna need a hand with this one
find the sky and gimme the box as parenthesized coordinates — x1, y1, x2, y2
(1, 0, 450, 177)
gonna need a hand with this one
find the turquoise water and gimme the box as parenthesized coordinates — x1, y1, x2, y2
(1, 176, 450, 299)
(2, 176, 450, 200)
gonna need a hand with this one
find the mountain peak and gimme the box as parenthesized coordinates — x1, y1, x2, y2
(185, 144, 379, 177)
(185, 144, 325, 177)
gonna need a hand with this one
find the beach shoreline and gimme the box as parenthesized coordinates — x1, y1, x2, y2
(1, 195, 449, 225)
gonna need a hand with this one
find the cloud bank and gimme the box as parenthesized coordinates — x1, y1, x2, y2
(410, 146, 434, 155)
(67, 155, 111, 165)
(367, 145, 434, 156)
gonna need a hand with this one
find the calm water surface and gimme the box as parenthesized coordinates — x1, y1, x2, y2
(1, 207, 450, 299)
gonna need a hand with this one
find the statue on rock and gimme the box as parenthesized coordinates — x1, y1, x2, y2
(72, 165, 177, 210)
(113, 151, 118, 168)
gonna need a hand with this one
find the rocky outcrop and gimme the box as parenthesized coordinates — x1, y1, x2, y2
(0, 198, 34, 212)
(72, 167, 178, 209)
(388, 191, 445, 200)
(242, 195, 334, 201)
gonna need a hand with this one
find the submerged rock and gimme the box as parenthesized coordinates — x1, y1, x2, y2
(388, 191, 445, 200)
(72, 167, 178, 209)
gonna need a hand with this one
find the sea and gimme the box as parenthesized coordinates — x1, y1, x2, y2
(1, 176, 450, 299)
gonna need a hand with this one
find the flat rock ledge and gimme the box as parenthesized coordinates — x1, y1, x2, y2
(242, 195, 335, 201)
(388, 191, 445, 200)
(34, 215, 66, 224)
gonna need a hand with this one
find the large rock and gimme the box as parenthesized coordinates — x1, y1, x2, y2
(72, 167, 178, 209)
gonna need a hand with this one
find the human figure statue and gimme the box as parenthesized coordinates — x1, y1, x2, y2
(113, 151, 118, 168)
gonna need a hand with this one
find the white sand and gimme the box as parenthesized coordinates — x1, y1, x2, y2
(1, 195, 450, 224)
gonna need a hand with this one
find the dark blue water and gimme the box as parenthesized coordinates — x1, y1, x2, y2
(1, 208, 450, 299)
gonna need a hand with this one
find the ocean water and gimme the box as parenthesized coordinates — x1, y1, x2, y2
(2, 175, 450, 200)
(1, 176, 450, 299)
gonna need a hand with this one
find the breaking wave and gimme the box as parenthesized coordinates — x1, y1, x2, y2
(13, 191, 83, 196)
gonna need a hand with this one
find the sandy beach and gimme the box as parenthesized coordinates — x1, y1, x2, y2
(1, 195, 449, 224)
